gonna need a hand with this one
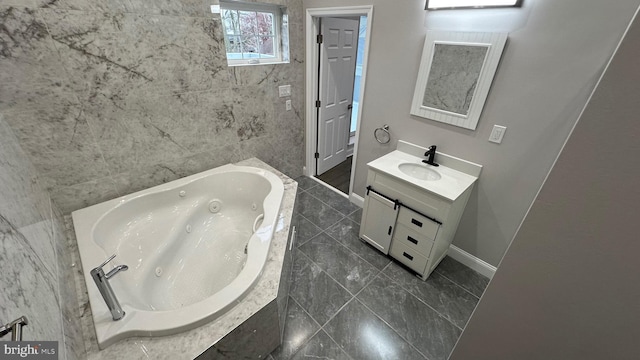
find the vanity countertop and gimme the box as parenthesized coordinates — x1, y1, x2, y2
(367, 143, 481, 202)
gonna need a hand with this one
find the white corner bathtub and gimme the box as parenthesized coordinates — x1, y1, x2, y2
(71, 164, 285, 349)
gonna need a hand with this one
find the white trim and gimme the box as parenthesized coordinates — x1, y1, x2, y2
(448, 245, 496, 279)
(346, 145, 354, 157)
(349, 192, 365, 208)
(305, 6, 374, 204)
(220, 1, 285, 66)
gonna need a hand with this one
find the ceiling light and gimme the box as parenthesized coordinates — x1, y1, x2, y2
(426, 0, 522, 10)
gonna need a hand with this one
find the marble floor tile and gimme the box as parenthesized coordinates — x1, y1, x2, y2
(347, 208, 363, 225)
(295, 191, 344, 230)
(325, 218, 391, 270)
(271, 298, 321, 360)
(298, 233, 379, 294)
(293, 176, 318, 191)
(324, 299, 425, 360)
(305, 184, 360, 216)
(289, 250, 352, 326)
(272, 188, 490, 360)
(383, 262, 479, 329)
(358, 274, 461, 360)
(435, 256, 490, 298)
(290, 330, 353, 360)
(293, 213, 323, 248)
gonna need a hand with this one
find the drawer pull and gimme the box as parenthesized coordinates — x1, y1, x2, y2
(388, 226, 393, 236)
(407, 236, 418, 245)
(403, 252, 414, 261)
(411, 218, 423, 227)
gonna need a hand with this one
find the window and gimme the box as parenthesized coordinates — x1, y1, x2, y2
(219, 1, 289, 66)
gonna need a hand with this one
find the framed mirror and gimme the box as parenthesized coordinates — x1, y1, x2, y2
(410, 31, 507, 130)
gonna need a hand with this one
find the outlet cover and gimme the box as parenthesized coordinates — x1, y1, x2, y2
(278, 85, 291, 97)
(489, 125, 507, 144)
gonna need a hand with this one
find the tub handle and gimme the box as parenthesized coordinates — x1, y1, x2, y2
(253, 214, 264, 233)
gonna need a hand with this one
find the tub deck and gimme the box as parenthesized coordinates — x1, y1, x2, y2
(67, 158, 297, 359)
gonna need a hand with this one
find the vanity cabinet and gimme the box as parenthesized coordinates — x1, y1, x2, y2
(360, 169, 474, 280)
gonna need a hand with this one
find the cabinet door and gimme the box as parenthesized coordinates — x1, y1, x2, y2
(359, 191, 399, 254)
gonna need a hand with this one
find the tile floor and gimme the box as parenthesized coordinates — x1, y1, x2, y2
(267, 177, 490, 360)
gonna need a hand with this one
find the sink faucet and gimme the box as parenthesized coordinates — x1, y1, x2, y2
(422, 145, 439, 167)
(90, 254, 128, 321)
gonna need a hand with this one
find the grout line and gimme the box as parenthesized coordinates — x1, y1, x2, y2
(299, 226, 389, 284)
(287, 295, 323, 329)
(434, 271, 482, 300)
(321, 228, 391, 272)
(317, 314, 357, 360)
(294, 250, 356, 299)
(318, 297, 356, 329)
(379, 264, 466, 332)
(292, 213, 322, 248)
(283, 295, 326, 358)
(302, 185, 355, 217)
(355, 298, 431, 360)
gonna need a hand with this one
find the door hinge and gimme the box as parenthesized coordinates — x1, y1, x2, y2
(316, 34, 323, 44)
(314, 152, 319, 159)
(315, 100, 321, 108)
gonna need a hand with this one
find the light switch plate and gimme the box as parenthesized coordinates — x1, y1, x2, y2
(285, 99, 292, 111)
(278, 85, 291, 97)
(489, 125, 506, 144)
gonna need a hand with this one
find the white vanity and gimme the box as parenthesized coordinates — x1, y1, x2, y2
(359, 141, 482, 280)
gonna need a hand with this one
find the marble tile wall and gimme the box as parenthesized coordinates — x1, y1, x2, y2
(0, 115, 84, 359)
(0, 0, 305, 213)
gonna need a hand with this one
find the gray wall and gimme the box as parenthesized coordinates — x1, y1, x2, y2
(0, 115, 83, 359)
(449, 10, 640, 359)
(0, 0, 304, 214)
(303, 0, 640, 266)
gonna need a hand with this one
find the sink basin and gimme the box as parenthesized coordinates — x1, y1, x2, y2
(398, 163, 442, 181)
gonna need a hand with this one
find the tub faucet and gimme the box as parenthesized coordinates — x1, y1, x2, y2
(91, 254, 128, 321)
(422, 145, 440, 167)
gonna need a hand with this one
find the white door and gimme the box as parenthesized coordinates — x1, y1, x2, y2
(316, 17, 359, 175)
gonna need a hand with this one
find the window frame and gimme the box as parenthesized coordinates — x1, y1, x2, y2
(219, 1, 287, 67)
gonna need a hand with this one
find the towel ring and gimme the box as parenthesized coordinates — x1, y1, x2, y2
(374, 124, 390, 144)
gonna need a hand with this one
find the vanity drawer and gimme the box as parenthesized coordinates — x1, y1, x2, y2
(392, 223, 434, 257)
(397, 207, 439, 240)
(390, 240, 428, 274)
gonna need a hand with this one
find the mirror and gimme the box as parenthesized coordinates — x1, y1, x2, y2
(411, 31, 508, 130)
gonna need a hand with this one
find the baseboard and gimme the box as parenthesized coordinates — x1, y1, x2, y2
(447, 245, 497, 279)
(349, 193, 364, 207)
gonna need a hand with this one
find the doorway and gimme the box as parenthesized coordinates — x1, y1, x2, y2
(305, 6, 373, 201)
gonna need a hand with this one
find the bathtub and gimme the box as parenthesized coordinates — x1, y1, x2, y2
(71, 164, 285, 349)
